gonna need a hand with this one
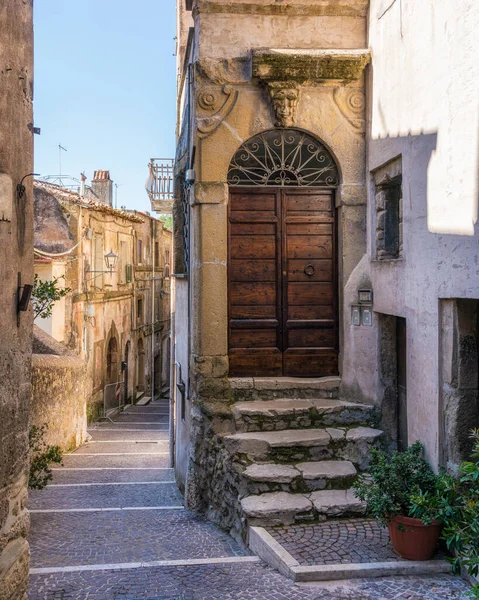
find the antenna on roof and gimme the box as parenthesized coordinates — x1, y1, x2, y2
(58, 143, 67, 185)
(114, 183, 123, 209)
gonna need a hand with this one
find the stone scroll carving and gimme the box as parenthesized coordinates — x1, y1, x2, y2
(333, 88, 366, 131)
(266, 81, 300, 128)
(196, 84, 238, 139)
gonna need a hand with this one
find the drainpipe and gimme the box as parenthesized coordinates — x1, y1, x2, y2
(151, 219, 155, 401)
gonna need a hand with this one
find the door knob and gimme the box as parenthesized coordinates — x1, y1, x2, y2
(304, 264, 315, 277)
(283, 271, 287, 276)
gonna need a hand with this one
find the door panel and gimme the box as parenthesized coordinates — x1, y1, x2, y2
(228, 188, 338, 377)
(282, 190, 338, 376)
(228, 189, 282, 376)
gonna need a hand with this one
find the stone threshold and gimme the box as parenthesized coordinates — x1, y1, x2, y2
(230, 376, 340, 391)
(249, 526, 451, 583)
(30, 506, 184, 514)
(30, 555, 260, 575)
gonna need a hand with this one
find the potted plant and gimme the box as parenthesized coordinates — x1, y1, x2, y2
(410, 431, 479, 597)
(353, 441, 442, 561)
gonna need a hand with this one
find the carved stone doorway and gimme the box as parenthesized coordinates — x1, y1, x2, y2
(227, 129, 339, 377)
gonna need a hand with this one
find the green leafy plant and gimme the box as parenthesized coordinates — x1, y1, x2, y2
(410, 431, 479, 598)
(29, 425, 63, 490)
(159, 215, 172, 230)
(353, 441, 439, 527)
(32, 273, 71, 320)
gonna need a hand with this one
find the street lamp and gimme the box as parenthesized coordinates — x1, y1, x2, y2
(85, 249, 119, 282)
(104, 249, 118, 274)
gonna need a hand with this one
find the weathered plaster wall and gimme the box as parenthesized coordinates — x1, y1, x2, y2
(341, 0, 479, 467)
(195, 0, 368, 60)
(0, 1, 34, 597)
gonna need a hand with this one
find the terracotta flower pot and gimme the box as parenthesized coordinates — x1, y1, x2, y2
(388, 515, 440, 561)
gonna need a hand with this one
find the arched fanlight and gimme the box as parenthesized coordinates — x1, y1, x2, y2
(228, 129, 339, 188)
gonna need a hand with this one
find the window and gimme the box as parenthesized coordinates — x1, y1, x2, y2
(154, 241, 159, 267)
(173, 178, 189, 276)
(125, 263, 132, 283)
(155, 293, 160, 321)
(165, 249, 170, 278)
(119, 241, 128, 284)
(373, 157, 403, 260)
(93, 235, 104, 289)
(137, 297, 143, 324)
(137, 239, 143, 264)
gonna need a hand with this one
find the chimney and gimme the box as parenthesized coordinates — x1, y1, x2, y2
(91, 170, 113, 206)
(80, 172, 87, 197)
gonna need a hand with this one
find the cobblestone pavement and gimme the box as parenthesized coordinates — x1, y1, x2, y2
(73, 441, 170, 454)
(60, 454, 171, 468)
(50, 468, 175, 485)
(29, 482, 184, 510)
(29, 564, 471, 600)
(87, 429, 170, 441)
(269, 518, 402, 565)
(29, 400, 472, 599)
(30, 510, 246, 567)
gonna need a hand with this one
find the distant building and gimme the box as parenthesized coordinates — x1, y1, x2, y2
(34, 175, 172, 418)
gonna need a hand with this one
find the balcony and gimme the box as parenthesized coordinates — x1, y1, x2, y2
(146, 158, 174, 214)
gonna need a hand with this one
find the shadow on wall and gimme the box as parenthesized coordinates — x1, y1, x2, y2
(342, 132, 438, 450)
(31, 325, 88, 452)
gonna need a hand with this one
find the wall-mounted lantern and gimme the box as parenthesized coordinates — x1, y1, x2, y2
(85, 249, 119, 282)
(104, 249, 118, 274)
(16, 173, 40, 199)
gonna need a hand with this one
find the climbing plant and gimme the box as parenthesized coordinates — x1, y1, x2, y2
(29, 425, 63, 490)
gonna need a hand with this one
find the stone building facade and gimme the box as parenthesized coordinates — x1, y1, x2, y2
(34, 176, 172, 420)
(168, 0, 479, 541)
(0, 1, 34, 597)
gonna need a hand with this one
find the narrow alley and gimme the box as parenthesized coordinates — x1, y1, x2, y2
(27, 398, 470, 600)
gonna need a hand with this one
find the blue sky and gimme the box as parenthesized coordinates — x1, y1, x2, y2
(34, 0, 177, 212)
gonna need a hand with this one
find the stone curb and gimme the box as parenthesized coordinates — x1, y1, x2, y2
(248, 526, 452, 582)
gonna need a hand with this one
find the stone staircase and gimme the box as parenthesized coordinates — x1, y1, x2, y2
(221, 377, 383, 530)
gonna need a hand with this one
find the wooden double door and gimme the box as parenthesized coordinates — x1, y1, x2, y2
(228, 188, 338, 377)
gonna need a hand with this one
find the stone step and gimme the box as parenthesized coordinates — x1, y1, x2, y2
(230, 376, 340, 402)
(223, 426, 383, 470)
(241, 489, 365, 526)
(242, 460, 357, 494)
(233, 398, 377, 432)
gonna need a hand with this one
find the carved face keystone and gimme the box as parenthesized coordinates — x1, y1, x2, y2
(268, 83, 300, 128)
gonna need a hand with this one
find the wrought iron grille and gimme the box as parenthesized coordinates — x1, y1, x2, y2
(228, 129, 339, 187)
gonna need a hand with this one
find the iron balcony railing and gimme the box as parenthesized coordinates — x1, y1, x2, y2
(146, 158, 174, 214)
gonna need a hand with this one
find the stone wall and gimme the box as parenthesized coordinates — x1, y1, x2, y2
(31, 354, 87, 452)
(32, 326, 87, 451)
(0, 1, 34, 597)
